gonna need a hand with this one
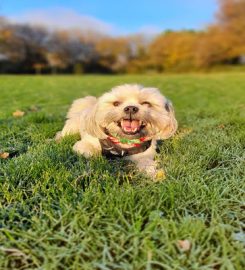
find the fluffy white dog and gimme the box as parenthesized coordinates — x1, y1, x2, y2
(56, 84, 177, 178)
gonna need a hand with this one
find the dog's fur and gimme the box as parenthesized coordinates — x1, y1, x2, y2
(56, 84, 177, 177)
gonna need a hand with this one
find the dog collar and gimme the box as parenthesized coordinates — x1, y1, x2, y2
(99, 135, 152, 157)
(107, 135, 148, 147)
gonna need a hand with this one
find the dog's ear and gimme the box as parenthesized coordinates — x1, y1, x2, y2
(157, 100, 178, 140)
(84, 103, 107, 139)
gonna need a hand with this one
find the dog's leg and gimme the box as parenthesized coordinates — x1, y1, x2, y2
(55, 96, 97, 141)
(132, 157, 166, 181)
(127, 141, 165, 180)
(134, 158, 158, 177)
(55, 116, 81, 141)
(73, 134, 101, 158)
(127, 144, 157, 176)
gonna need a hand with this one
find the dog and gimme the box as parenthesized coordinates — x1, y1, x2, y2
(56, 84, 177, 178)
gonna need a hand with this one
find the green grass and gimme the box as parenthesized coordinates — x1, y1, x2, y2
(0, 73, 244, 270)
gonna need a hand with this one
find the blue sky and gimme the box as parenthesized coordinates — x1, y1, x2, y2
(0, 0, 218, 35)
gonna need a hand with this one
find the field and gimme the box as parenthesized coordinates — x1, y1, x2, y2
(0, 73, 244, 269)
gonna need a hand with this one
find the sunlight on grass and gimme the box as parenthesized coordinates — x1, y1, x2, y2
(0, 73, 244, 269)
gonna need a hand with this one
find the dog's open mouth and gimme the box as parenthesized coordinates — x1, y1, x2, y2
(118, 119, 146, 135)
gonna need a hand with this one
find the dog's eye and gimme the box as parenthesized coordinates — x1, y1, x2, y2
(113, 101, 121, 106)
(141, 101, 151, 107)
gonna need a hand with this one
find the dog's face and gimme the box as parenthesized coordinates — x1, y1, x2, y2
(86, 84, 177, 140)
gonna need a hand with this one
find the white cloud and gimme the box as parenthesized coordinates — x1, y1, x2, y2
(8, 8, 164, 38)
(9, 8, 116, 35)
(138, 25, 162, 36)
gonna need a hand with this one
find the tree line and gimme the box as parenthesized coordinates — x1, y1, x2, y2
(0, 0, 244, 74)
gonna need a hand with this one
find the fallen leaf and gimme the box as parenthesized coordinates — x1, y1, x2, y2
(218, 124, 225, 129)
(154, 169, 166, 182)
(177, 240, 191, 251)
(0, 152, 9, 159)
(13, 110, 25, 117)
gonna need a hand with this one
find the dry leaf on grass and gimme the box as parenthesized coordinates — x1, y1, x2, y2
(13, 110, 25, 117)
(0, 152, 9, 159)
(154, 169, 166, 182)
(218, 124, 225, 129)
(177, 240, 191, 251)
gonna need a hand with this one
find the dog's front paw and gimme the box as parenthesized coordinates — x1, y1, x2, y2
(143, 164, 157, 177)
(135, 159, 158, 178)
(135, 159, 166, 181)
(145, 167, 166, 182)
(73, 140, 100, 158)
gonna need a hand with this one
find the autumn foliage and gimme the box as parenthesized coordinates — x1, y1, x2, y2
(0, 0, 244, 73)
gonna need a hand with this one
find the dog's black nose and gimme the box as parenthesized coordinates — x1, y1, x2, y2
(124, 106, 139, 114)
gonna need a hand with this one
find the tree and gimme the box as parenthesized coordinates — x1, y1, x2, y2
(148, 31, 200, 71)
(95, 37, 131, 72)
(215, 0, 245, 59)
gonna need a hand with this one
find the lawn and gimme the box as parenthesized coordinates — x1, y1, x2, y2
(0, 73, 244, 270)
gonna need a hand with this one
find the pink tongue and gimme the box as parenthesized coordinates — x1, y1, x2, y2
(131, 120, 140, 129)
(122, 120, 140, 131)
